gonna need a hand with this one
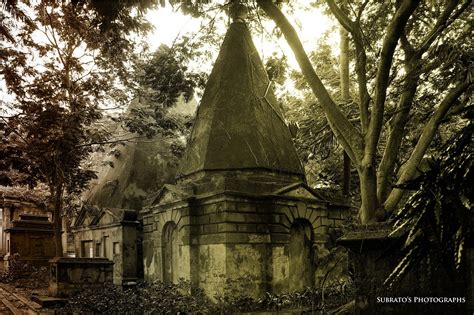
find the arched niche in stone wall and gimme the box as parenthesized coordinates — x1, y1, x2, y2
(162, 221, 179, 284)
(289, 218, 315, 291)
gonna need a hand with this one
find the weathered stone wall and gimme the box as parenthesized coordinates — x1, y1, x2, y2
(142, 191, 349, 298)
(73, 224, 138, 285)
(1, 200, 51, 254)
(4, 215, 55, 268)
(48, 257, 113, 298)
(121, 225, 138, 283)
(141, 201, 191, 283)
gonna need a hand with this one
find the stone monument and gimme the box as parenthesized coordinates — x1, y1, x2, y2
(141, 11, 349, 298)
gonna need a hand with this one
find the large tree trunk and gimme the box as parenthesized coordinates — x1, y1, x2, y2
(343, 153, 351, 195)
(256, 0, 364, 167)
(256, 0, 465, 223)
(53, 184, 64, 257)
(358, 165, 379, 224)
(377, 60, 419, 203)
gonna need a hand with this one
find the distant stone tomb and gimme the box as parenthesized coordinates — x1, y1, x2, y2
(72, 95, 196, 286)
(4, 214, 55, 268)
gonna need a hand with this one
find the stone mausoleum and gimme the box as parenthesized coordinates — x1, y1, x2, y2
(142, 16, 349, 298)
(72, 97, 195, 285)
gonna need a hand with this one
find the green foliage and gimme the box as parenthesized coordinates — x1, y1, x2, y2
(260, 284, 353, 313)
(0, 1, 139, 189)
(121, 40, 206, 141)
(281, 35, 358, 191)
(61, 280, 215, 314)
(0, 0, 156, 254)
(58, 278, 354, 314)
(214, 275, 260, 313)
(386, 119, 473, 287)
(140, 280, 214, 314)
(265, 53, 288, 85)
(61, 284, 141, 314)
(139, 44, 206, 107)
(0, 0, 34, 42)
(263, 288, 322, 312)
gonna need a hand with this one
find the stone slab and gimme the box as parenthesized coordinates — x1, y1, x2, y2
(31, 296, 68, 307)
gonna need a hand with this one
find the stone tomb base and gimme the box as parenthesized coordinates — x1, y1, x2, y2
(48, 257, 114, 298)
(142, 179, 350, 299)
(338, 223, 469, 314)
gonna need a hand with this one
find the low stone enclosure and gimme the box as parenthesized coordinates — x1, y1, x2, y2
(48, 257, 114, 298)
(0, 187, 52, 269)
(72, 207, 140, 286)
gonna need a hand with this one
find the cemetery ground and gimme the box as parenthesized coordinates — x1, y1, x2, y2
(0, 254, 355, 314)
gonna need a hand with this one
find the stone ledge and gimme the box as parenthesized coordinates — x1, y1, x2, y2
(49, 257, 114, 265)
(337, 222, 407, 247)
(31, 296, 67, 307)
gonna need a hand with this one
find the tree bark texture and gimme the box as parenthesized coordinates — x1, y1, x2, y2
(257, 0, 364, 166)
(53, 184, 64, 257)
(339, 26, 351, 196)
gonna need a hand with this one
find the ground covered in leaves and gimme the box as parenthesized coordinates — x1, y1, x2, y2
(0, 257, 49, 300)
(55, 279, 354, 314)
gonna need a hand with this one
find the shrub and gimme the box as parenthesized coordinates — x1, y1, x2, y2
(61, 284, 141, 314)
(58, 277, 354, 314)
(0, 254, 48, 289)
(60, 279, 215, 314)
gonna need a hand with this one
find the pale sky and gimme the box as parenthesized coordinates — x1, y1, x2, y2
(145, 3, 339, 78)
(1, 3, 339, 111)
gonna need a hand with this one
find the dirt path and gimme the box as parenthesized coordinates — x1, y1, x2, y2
(0, 299, 14, 314)
(0, 284, 53, 315)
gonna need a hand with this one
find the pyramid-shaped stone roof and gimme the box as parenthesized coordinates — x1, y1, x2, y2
(84, 97, 196, 210)
(178, 21, 304, 179)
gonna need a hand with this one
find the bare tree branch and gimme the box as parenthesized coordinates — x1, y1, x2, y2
(356, 0, 370, 22)
(325, 0, 370, 133)
(418, 0, 470, 53)
(377, 60, 419, 203)
(325, 0, 354, 33)
(365, 0, 420, 164)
